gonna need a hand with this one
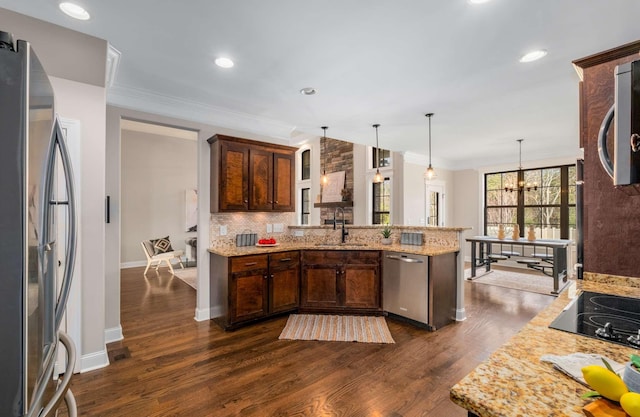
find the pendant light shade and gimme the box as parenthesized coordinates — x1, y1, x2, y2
(320, 126, 329, 186)
(425, 113, 436, 180)
(372, 124, 383, 183)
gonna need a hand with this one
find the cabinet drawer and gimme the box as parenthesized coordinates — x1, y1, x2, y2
(231, 255, 268, 272)
(269, 251, 300, 269)
(269, 251, 300, 265)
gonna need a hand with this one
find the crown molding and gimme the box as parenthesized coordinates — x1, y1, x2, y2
(107, 84, 296, 141)
(105, 44, 121, 88)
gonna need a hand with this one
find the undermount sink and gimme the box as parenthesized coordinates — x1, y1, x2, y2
(314, 243, 368, 247)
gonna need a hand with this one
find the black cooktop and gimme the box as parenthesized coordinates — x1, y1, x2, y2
(549, 291, 640, 347)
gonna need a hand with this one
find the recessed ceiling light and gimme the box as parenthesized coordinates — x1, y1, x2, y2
(520, 49, 548, 63)
(299, 87, 317, 95)
(59, 2, 90, 20)
(215, 57, 234, 68)
(468, 0, 492, 4)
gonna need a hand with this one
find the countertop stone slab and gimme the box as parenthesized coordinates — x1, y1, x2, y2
(449, 280, 640, 417)
(208, 242, 459, 258)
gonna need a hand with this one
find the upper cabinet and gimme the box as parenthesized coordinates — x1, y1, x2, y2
(208, 134, 296, 212)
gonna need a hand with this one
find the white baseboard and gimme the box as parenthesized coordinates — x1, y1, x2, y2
(80, 349, 110, 373)
(455, 308, 467, 321)
(194, 306, 211, 321)
(121, 260, 146, 269)
(105, 325, 123, 343)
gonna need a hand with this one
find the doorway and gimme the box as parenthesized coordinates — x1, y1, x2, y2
(119, 119, 198, 288)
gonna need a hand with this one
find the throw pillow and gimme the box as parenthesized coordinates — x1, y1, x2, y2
(151, 236, 173, 255)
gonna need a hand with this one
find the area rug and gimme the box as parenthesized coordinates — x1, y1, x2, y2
(173, 267, 197, 290)
(279, 314, 395, 344)
(464, 268, 566, 296)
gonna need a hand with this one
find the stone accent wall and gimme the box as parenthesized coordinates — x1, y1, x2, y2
(321, 136, 354, 224)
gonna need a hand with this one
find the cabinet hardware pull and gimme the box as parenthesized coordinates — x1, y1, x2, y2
(244, 199, 248, 203)
(263, 275, 268, 279)
(270, 274, 274, 279)
(279, 258, 291, 262)
(245, 262, 258, 266)
(269, 200, 273, 204)
(274, 201, 278, 204)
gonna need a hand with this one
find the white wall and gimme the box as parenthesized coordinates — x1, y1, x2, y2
(120, 130, 197, 264)
(105, 107, 122, 342)
(451, 169, 480, 240)
(51, 76, 108, 370)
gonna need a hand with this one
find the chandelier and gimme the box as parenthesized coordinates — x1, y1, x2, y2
(504, 139, 538, 193)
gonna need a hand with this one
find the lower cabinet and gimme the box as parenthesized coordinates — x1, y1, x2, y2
(215, 251, 300, 329)
(300, 250, 382, 314)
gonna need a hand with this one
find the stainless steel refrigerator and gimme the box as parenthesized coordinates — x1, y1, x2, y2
(0, 31, 78, 417)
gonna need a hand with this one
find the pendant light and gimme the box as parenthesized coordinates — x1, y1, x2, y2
(504, 138, 538, 193)
(372, 124, 383, 183)
(425, 113, 436, 180)
(320, 126, 329, 186)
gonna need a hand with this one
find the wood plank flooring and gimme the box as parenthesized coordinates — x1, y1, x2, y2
(59, 265, 555, 417)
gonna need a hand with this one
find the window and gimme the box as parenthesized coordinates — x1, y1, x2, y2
(301, 188, 310, 225)
(372, 177, 391, 224)
(301, 149, 310, 180)
(372, 147, 391, 168)
(485, 164, 576, 239)
(428, 191, 439, 226)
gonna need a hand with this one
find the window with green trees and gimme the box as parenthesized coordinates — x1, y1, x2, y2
(485, 164, 576, 240)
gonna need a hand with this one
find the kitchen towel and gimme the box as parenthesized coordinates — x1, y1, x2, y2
(540, 352, 626, 385)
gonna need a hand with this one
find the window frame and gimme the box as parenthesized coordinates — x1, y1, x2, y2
(484, 164, 576, 239)
(372, 176, 391, 225)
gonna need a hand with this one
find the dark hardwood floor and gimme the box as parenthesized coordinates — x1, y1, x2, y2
(59, 265, 554, 417)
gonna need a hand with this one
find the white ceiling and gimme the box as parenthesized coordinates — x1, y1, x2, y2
(2, 0, 639, 169)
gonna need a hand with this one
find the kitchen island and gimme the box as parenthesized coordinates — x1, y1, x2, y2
(209, 238, 462, 330)
(450, 278, 640, 417)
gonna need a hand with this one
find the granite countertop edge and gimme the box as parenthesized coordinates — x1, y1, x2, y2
(208, 243, 459, 257)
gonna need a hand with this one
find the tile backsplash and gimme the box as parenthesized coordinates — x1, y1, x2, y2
(209, 212, 296, 248)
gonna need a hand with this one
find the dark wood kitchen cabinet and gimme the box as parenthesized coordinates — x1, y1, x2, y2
(212, 251, 300, 329)
(300, 250, 382, 314)
(208, 134, 296, 212)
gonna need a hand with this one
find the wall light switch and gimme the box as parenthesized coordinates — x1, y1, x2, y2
(266, 224, 273, 233)
(273, 223, 284, 233)
(220, 225, 228, 236)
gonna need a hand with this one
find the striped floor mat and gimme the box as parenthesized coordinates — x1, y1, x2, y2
(279, 314, 395, 344)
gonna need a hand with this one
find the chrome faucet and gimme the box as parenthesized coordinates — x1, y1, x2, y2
(334, 207, 349, 243)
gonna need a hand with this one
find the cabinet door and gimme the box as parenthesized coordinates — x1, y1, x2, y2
(272, 152, 295, 211)
(301, 265, 339, 309)
(229, 255, 269, 325)
(229, 270, 269, 324)
(248, 147, 273, 211)
(219, 141, 249, 211)
(269, 251, 300, 314)
(342, 265, 381, 309)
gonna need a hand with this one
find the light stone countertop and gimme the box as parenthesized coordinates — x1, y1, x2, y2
(449, 280, 640, 417)
(207, 242, 459, 258)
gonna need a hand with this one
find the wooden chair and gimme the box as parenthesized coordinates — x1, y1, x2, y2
(141, 240, 184, 275)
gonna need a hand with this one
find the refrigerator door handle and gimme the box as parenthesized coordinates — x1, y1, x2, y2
(51, 118, 77, 332)
(39, 331, 77, 417)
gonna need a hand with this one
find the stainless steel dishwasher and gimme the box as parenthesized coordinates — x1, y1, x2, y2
(383, 251, 457, 330)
